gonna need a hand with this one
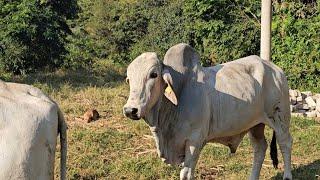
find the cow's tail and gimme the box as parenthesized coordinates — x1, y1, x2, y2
(58, 108, 67, 180)
(270, 130, 278, 169)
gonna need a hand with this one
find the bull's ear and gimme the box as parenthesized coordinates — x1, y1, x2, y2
(162, 70, 178, 105)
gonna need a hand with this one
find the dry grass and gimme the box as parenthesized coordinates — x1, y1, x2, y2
(7, 62, 320, 180)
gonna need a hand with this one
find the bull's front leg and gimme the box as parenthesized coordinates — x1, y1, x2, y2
(180, 140, 203, 180)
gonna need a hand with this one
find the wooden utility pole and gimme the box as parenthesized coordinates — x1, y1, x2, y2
(260, 0, 272, 61)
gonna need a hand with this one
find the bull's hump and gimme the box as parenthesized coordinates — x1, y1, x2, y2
(163, 43, 200, 73)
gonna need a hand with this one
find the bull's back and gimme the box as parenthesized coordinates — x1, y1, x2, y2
(0, 83, 58, 180)
(206, 56, 266, 137)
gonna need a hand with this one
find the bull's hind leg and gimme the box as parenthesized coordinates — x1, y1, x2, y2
(249, 123, 267, 180)
(275, 130, 292, 180)
(267, 107, 293, 180)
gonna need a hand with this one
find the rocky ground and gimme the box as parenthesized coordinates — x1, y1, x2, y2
(289, 89, 320, 118)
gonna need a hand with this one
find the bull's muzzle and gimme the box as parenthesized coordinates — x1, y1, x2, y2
(123, 106, 141, 120)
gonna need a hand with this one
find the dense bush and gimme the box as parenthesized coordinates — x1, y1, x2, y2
(0, 0, 78, 74)
(70, 0, 188, 64)
(129, 1, 189, 60)
(183, 0, 319, 90)
(63, 0, 97, 69)
(184, 0, 261, 65)
(1, 0, 319, 90)
(272, 1, 320, 91)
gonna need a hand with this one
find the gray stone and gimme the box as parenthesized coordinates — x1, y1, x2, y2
(290, 105, 295, 112)
(316, 98, 320, 112)
(295, 104, 309, 110)
(297, 96, 303, 102)
(313, 93, 320, 100)
(290, 96, 297, 105)
(301, 91, 312, 98)
(303, 104, 310, 110)
(294, 104, 300, 110)
(305, 96, 316, 109)
(289, 89, 298, 98)
(289, 90, 320, 117)
(312, 94, 320, 102)
(305, 111, 317, 118)
(297, 109, 306, 113)
(296, 90, 301, 97)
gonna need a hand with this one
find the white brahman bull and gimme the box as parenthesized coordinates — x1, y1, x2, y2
(0, 81, 67, 180)
(123, 43, 292, 180)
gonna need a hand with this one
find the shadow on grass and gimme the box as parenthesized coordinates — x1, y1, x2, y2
(272, 160, 320, 180)
(7, 63, 126, 91)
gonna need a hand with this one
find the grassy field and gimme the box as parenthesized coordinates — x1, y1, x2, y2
(8, 62, 320, 180)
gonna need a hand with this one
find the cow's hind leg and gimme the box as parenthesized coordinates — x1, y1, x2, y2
(273, 121, 292, 179)
(276, 131, 292, 180)
(249, 123, 267, 180)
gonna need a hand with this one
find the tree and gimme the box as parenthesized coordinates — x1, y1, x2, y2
(0, 0, 79, 74)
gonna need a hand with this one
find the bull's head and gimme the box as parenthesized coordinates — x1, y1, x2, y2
(123, 44, 201, 166)
(123, 52, 177, 121)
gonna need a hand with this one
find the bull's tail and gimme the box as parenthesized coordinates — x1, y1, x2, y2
(270, 131, 278, 169)
(58, 108, 67, 180)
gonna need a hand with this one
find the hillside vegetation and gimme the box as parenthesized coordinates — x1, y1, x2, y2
(1, 0, 319, 91)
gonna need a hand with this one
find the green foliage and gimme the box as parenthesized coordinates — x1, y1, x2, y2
(183, 0, 319, 90)
(129, 0, 189, 60)
(70, 0, 188, 64)
(67, 0, 319, 90)
(184, 0, 261, 65)
(1, 0, 319, 90)
(272, 1, 320, 91)
(0, 0, 78, 74)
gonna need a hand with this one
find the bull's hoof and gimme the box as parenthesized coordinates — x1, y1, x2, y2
(283, 173, 292, 180)
(180, 167, 194, 180)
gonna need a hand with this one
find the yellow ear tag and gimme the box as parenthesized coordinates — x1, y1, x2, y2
(165, 85, 173, 94)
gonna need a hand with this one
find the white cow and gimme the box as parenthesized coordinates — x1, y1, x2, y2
(0, 81, 67, 180)
(123, 43, 292, 180)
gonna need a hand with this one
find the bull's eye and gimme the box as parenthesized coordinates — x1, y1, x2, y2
(125, 77, 129, 84)
(150, 72, 158, 79)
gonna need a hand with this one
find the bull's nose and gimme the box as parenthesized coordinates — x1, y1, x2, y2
(131, 108, 138, 114)
(123, 107, 140, 120)
(124, 107, 138, 116)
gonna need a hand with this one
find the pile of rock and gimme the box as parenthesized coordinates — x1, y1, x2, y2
(289, 89, 320, 118)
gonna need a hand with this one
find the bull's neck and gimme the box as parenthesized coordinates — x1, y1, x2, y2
(145, 95, 179, 132)
(145, 95, 179, 157)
